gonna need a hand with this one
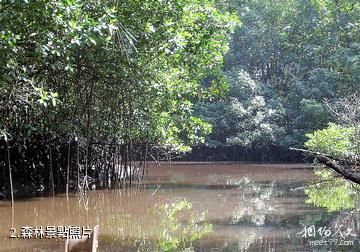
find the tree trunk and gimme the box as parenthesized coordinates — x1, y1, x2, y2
(49, 143, 55, 195)
(6, 140, 14, 206)
(66, 137, 71, 197)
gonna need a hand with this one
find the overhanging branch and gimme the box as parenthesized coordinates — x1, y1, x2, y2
(290, 147, 360, 185)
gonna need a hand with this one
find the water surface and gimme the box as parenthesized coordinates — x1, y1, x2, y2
(0, 163, 358, 251)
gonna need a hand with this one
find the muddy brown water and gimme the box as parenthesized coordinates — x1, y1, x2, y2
(0, 163, 357, 251)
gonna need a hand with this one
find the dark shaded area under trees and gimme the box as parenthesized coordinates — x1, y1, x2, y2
(181, 145, 304, 162)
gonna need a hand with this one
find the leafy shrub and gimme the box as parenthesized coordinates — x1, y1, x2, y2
(304, 123, 356, 158)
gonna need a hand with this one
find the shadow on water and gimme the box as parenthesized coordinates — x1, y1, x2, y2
(0, 163, 359, 251)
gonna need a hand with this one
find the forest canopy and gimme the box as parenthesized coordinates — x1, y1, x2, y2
(2, 0, 359, 157)
(0, 0, 238, 151)
(1, 0, 360, 194)
(196, 0, 360, 158)
(0, 0, 240, 194)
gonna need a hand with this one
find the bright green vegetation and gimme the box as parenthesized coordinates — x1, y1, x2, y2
(305, 169, 359, 212)
(0, 0, 239, 191)
(3, 0, 359, 159)
(2, 0, 359, 155)
(303, 123, 360, 211)
(0, 0, 237, 150)
(303, 101, 360, 211)
(304, 123, 356, 159)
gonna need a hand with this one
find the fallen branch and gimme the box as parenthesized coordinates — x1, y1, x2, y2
(289, 147, 332, 158)
(290, 147, 360, 185)
(290, 147, 360, 165)
(314, 155, 360, 184)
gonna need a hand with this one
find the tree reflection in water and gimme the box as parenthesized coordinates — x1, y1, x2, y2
(207, 175, 281, 251)
(117, 198, 213, 252)
(303, 166, 360, 238)
(153, 199, 213, 252)
(228, 177, 277, 227)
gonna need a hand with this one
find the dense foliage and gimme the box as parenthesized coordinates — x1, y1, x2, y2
(0, 0, 238, 193)
(304, 123, 356, 158)
(1, 0, 359, 192)
(196, 0, 360, 157)
(0, 0, 237, 150)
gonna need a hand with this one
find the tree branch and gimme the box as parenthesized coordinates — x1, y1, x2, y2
(290, 147, 360, 185)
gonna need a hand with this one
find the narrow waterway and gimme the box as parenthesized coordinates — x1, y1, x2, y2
(0, 163, 358, 251)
